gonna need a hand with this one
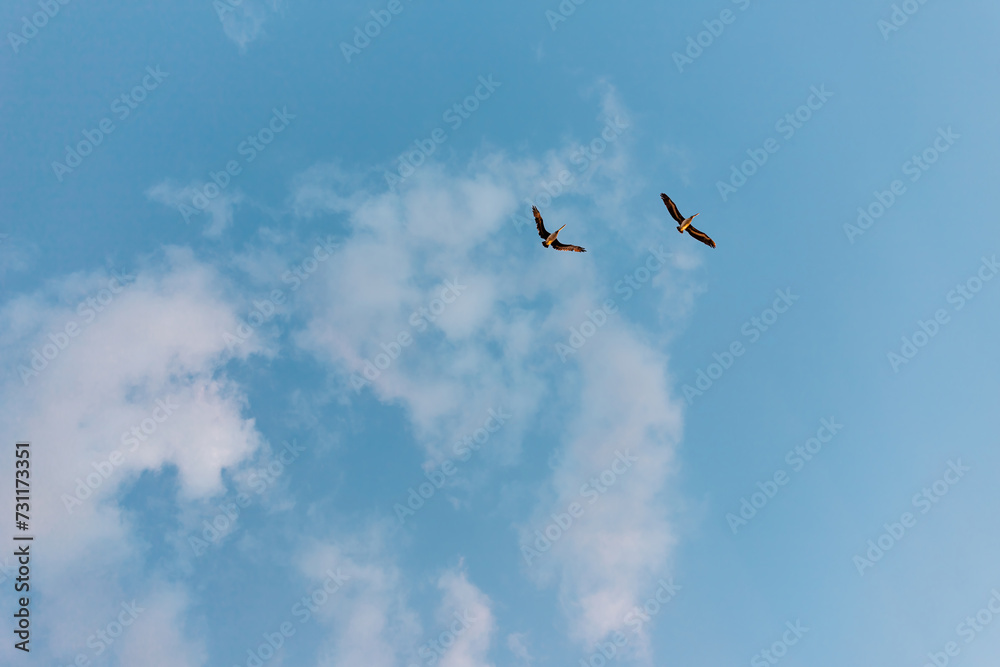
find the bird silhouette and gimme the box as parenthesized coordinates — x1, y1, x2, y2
(661, 194, 716, 248)
(533, 206, 586, 252)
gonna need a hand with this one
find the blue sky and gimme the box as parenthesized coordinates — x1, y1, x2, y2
(2, 0, 1000, 665)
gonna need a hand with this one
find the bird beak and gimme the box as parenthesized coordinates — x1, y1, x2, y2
(556, 224, 566, 233)
(692, 213, 700, 219)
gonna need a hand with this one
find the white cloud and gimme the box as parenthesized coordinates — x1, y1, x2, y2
(280, 86, 693, 654)
(0, 247, 267, 664)
(115, 587, 208, 667)
(506, 632, 533, 664)
(290, 162, 369, 218)
(520, 326, 681, 647)
(299, 536, 422, 667)
(434, 568, 496, 667)
(217, 0, 285, 52)
(289, 180, 546, 460)
(0, 232, 34, 280)
(147, 180, 245, 237)
(300, 537, 495, 667)
(0, 84, 697, 665)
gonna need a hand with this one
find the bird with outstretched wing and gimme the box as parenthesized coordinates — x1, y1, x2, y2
(533, 206, 586, 253)
(661, 193, 716, 248)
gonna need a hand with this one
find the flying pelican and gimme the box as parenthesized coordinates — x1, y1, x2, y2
(533, 206, 586, 252)
(661, 194, 716, 248)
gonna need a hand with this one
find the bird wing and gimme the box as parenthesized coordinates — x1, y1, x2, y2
(685, 224, 716, 248)
(533, 206, 550, 240)
(551, 240, 586, 253)
(660, 194, 685, 224)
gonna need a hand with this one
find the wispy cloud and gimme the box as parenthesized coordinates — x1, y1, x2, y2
(0, 85, 697, 665)
(278, 89, 692, 652)
(147, 180, 245, 237)
(507, 632, 533, 665)
(300, 536, 496, 667)
(0, 247, 267, 664)
(216, 0, 286, 52)
(0, 232, 34, 281)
